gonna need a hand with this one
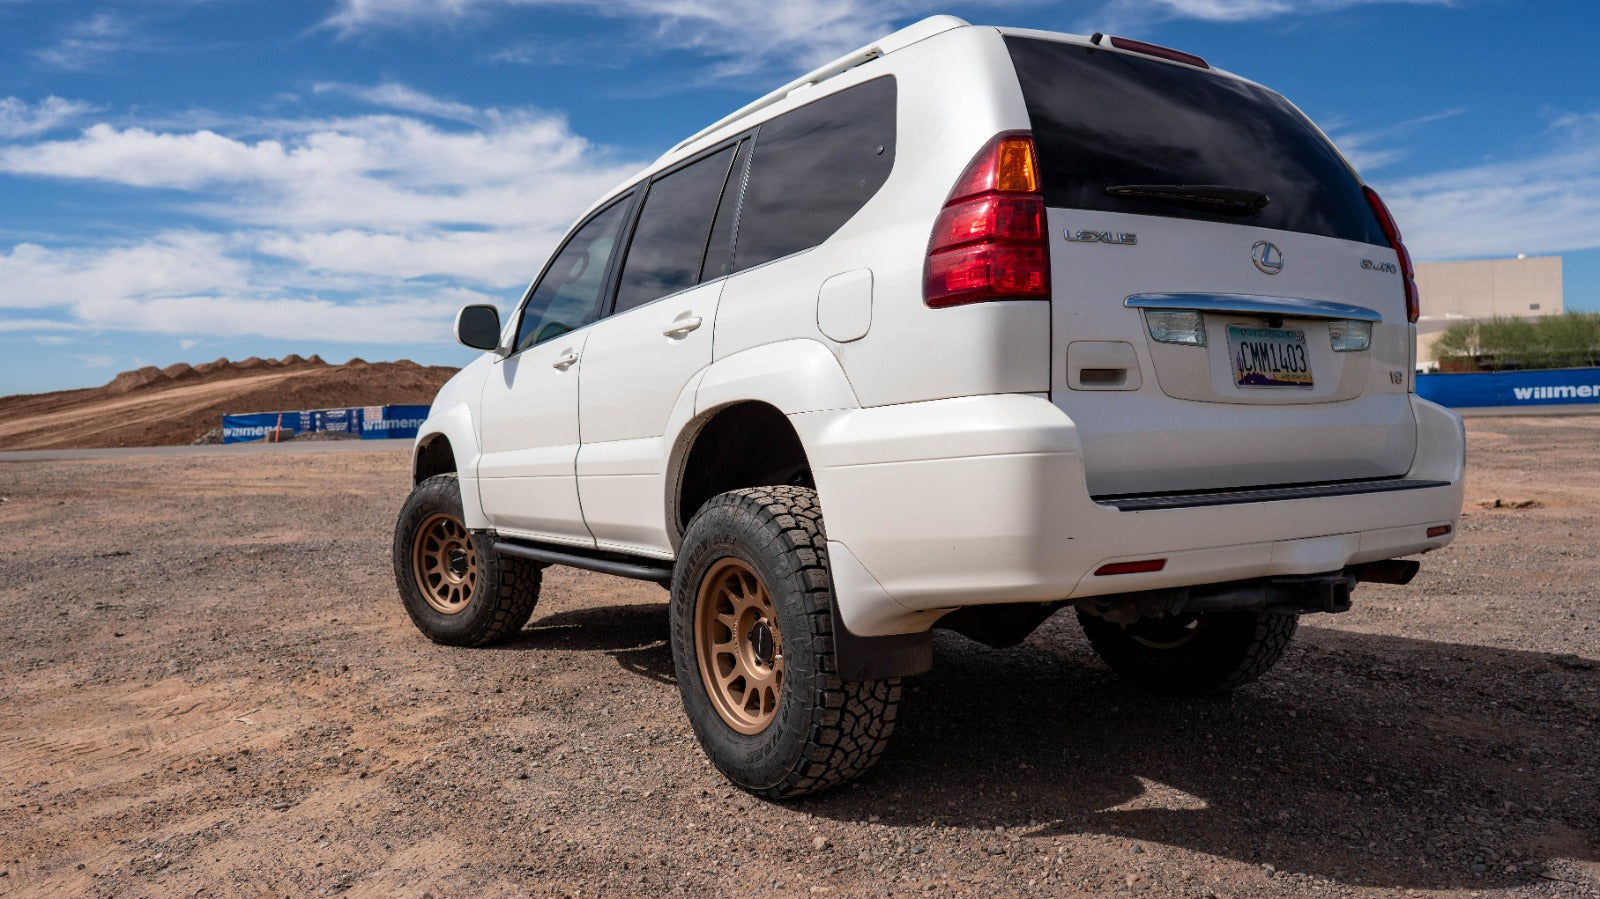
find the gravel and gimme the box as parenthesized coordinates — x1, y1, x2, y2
(0, 415, 1596, 897)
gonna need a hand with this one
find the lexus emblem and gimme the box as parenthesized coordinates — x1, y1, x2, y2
(1251, 241, 1284, 275)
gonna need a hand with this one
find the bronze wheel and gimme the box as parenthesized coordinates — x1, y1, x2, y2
(694, 557, 785, 735)
(394, 474, 540, 646)
(670, 486, 902, 797)
(411, 511, 478, 615)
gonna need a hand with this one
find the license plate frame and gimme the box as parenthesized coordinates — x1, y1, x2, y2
(1228, 325, 1313, 388)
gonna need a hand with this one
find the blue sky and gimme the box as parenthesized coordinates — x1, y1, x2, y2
(2, 0, 1597, 394)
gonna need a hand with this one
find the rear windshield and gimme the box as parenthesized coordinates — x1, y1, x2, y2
(1004, 36, 1388, 246)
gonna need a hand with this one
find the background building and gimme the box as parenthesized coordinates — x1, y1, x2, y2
(1413, 255, 1564, 369)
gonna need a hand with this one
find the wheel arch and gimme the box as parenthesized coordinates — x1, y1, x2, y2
(666, 400, 812, 551)
(664, 340, 860, 551)
(413, 433, 456, 483)
(411, 400, 490, 530)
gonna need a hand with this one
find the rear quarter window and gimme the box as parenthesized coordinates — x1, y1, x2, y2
(732, 76, 897, 272)
(1004, 36, 1387, 246)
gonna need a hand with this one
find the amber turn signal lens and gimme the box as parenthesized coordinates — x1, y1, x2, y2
(994, 137, 1039, 193)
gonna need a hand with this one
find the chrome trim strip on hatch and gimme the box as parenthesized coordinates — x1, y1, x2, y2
(1125, 293, 1383, 322)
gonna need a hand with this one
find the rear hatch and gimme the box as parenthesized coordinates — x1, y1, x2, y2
(1004, 34, 1417, 497)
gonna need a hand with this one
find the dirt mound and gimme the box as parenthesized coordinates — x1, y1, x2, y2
(105, 366, 169, 395)
(0, 356, 458, 450)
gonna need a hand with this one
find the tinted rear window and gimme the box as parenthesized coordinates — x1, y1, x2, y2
(732, 76, 896, 272)
(1004, 36, 1387, 246)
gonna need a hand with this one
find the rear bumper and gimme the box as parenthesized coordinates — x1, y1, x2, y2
(795, 394, 1465, 636)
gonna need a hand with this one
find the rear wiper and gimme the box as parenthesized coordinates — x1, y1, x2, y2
(1104, 184, 1270, 216)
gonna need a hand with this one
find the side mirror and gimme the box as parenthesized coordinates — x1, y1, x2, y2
(455, 304, 502, 352)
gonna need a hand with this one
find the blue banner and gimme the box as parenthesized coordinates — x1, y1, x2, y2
(361, 404, 431, 440)
(222, 412, 303, 444)
(223, 404, 430, 443)
(1417, 367, 1600, 410)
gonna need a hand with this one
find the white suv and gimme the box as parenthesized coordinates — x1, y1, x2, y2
(392, 16, 1465, 797)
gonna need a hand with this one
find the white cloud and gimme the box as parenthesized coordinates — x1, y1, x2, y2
(0, 96, 96, 139)
(34, 12, 155, 71)
(0, 234, 249, 310)
(0, 318, 76, 333)
(313, 82, 484, 125)
(0, 112, 638, 229)
(0, 84, 643, 344)
(78, 290, 493, 343)
(255, 227, 545, 286)
(1325, 108, 1467, 174)
(1097, 0, 1453, 25)
(327, 0, 969, 76)
(325, 0, 1457, 80)
(1380, 112, 1600, 261)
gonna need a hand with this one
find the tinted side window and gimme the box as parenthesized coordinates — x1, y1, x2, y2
(1005, 37, 1387, 245)
(700, 140, 749, 282)
(514, 197, 632, 353)
(613, 144, 738, 316)
(733, 77, 896, 273)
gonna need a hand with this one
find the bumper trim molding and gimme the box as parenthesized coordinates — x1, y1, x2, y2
(1094, 477, 1451, 511)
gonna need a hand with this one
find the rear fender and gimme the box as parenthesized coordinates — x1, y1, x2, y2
(695, 339, 859, 417)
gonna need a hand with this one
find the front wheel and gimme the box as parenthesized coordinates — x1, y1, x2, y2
(393, 473, 541, 646)
(670, 486, 900, 798)
(1077, 609, 1298, 696)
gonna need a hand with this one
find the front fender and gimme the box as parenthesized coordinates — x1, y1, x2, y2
(412, 358, 491, 530)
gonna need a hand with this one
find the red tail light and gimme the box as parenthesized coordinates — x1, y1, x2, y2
(1363, 186, 1420, 323)
(925, 132, 1051, 308)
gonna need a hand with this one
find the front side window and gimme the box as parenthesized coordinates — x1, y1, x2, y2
(732, 76, 897, 273)
(613, 143, 740, 316)
(514, 195, 632, 353)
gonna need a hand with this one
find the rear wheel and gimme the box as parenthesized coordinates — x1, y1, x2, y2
(393, 474, 540, 646)
(670, 486, 900, 798)
(1077, 609, 1297, 696)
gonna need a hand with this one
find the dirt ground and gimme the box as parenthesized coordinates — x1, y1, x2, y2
(1, 416, 1596, 898)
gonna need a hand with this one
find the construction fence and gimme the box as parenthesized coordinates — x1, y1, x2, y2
(221, 405, 430, 444)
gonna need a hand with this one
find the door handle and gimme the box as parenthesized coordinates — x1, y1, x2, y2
(552, 351, 578, 370)
(662, 316, 703, 338)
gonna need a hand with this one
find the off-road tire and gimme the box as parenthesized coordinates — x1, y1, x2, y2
(393, 473, 540, 646)
(1077, 609, 1298, 696)
(670, 486, 901, 798)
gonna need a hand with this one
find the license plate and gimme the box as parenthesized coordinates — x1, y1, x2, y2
(1228, 325, 1313, 388)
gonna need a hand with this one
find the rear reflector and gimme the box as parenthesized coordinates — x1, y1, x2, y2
(1108, 36, 1209, 69)
(1094, 559, 1168, 576)
(925, 132, 1051, 308)
(1427, 525, 1452, 538)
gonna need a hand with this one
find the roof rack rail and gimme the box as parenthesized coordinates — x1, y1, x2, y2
(661, 15, 970, 160)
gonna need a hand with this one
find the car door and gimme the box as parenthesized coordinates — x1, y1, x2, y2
(476, 194, 633, 546)
(576, 141, 746, 555)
